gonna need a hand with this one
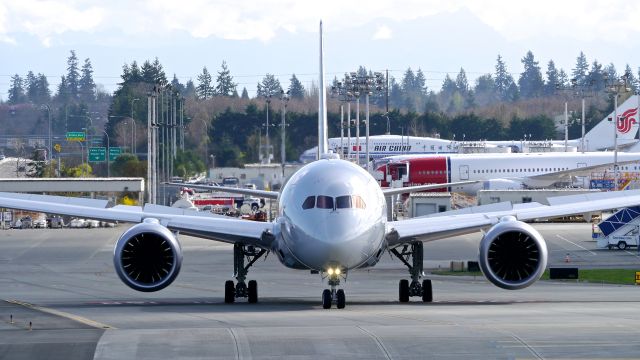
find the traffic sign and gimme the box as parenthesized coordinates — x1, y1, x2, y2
(66, 131, 85, 141)
(53, 143, 61, 153)
(109, 147, 122, 161)
(89, 147, 106, 162)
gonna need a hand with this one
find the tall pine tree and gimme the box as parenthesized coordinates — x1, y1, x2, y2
(518, 50, 544, 98)
(79, 58, 96, 102)
(196, 67, 214, 99)
(66, 50, 80, 99)
(214, 61, 237, 96)
(572, 51, 589, 86)
(8, 74, 25, 104)
(288, 74, 305, 99)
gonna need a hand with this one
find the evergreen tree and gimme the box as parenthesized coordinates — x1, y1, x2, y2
(623, 64, 638, 92)
(557, 69, 569, 88)
(56, 75, 69, 103)
(401, 68, 416, 95)
(455, 68, 469, 94)
(25, 71, 37, 102)
(572, 51, 589, 86)
(256, 74, 282, 97)
(66, 50, 80, 99)
(184, 79, 196, 98)
(35, 73, 51, 103)
(604, 63, 617, 85)
(170, 74, 186, 95)
(79, 58, 96, 102)
(288, 74, 305, 99)
(494, 55, 514, 101)
(138, 58, 166, 84)
(414, 69, 427, 95)
(196, 67, 214, 99)
(518, 50, 544, 98)
(214, 61, 237, 96)
(474, 74, 497, 106)
(241, 87, 249, 99)
(544, 60, 560, 95)
(586, 60, 605, 91)
(440, 74, 458, 97)
(8, 74, 25, 104)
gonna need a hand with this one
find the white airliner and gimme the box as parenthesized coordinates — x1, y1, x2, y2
(299, 96, 640, 162)
(374, 152, 640, 195)
(3, 23, 640, 309)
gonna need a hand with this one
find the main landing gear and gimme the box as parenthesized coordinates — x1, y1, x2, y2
(321, 267, 346, 309)
(225, 244, 266, 304)
(389, 242, 433, 303)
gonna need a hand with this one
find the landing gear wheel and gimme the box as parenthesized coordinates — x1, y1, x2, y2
(618, 241, 628, 250)
(336, 289, 346, 309)
(322, 289, 332, 309)
(224, 280, 235, 304)
(422, 279, 433, 302)
(399, 279, 409, 303)
(248, 280, 258, 303)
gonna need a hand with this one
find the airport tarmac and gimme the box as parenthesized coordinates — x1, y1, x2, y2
(1, 224, 640, 359)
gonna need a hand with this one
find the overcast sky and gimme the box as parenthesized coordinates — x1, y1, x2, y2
(2, 0, 640, 100)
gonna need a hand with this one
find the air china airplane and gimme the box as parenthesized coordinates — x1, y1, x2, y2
(374, 152, 640, 195)
(299, 95, 640, 162)
(3, 23, 640, 309)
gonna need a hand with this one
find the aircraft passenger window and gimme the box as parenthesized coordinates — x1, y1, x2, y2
(352, 195, 366, 209)
(302, 196, 315, 210)
(316, 195, 334, 209)
(336, 195, 352, 209)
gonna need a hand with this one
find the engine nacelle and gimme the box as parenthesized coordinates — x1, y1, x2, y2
(478, 217, 547, 290)
(113, 219, 182, 292)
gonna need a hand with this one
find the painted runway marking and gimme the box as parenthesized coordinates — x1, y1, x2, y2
(6, 299, 116, 329)
(556, 235, 597, 255)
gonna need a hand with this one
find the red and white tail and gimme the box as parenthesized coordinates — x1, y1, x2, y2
(583, 95, 639, 150)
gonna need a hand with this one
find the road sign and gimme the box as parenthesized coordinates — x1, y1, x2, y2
(66, 131, 85, 141)
(53, 143, 61, 152)
(109, 147, 122, 161)
(89, 147, 106, 162)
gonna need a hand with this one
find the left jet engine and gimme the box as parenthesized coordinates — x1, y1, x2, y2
(113, 219, 182, 292)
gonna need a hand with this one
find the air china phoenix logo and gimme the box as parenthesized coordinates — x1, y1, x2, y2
(617, 107, 638, 134)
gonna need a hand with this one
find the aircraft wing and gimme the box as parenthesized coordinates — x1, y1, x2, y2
(0, 192, 275, 248)
(168, 183, 279, 199)
(385, 189, 640, 246)
(381, 180, 480, 196)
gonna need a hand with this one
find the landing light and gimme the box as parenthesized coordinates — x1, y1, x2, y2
(335, 268, 341, 275)
(327, 268, 334, 275)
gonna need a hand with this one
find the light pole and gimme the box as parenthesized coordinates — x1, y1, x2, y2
(605, 73, 631, 191)
(131, 98, 140, 155)
(264, 95, 272, 164)
(41, 105, 52, 162)
(280, 90, 290, 178)
(100, 129, 110, 178)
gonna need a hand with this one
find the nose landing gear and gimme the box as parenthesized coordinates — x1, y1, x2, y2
(390, 242, 433, 303)
(321, 268, 346, 309)
(224, 244, 266, 304)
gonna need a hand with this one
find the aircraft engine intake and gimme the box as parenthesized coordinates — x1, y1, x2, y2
(478, 217, 547, 290)
(113, 219, 182, 292)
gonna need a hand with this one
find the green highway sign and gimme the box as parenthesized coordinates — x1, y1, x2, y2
(109, 147, 122, 161)
(89, 147, 106, 162)
(66, 131, 85, 141)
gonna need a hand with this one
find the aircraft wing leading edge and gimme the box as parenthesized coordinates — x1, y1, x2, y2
(0, 192, 274, 248)
(386, 189, 640, 246)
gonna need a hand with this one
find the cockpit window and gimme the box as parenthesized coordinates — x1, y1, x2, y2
(316, 195, 334, 209)
(352, 195, 366, 209)
(336, 195, 352, 209)
(302, 196, 315, 210)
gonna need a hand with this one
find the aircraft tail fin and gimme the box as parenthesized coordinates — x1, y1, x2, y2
(317, 21, 329, 159)
(583, 95, 639, 150)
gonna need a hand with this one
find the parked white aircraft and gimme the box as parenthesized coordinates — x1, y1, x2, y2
(299, 96, 640, 162)
(3, 23, 640, 309)
(373, 152, 640, 195)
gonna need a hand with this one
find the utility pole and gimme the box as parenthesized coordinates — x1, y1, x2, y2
(605, 73, 631, 191)
(280, 90, 289, 178)
(264, 95, 272, 164)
